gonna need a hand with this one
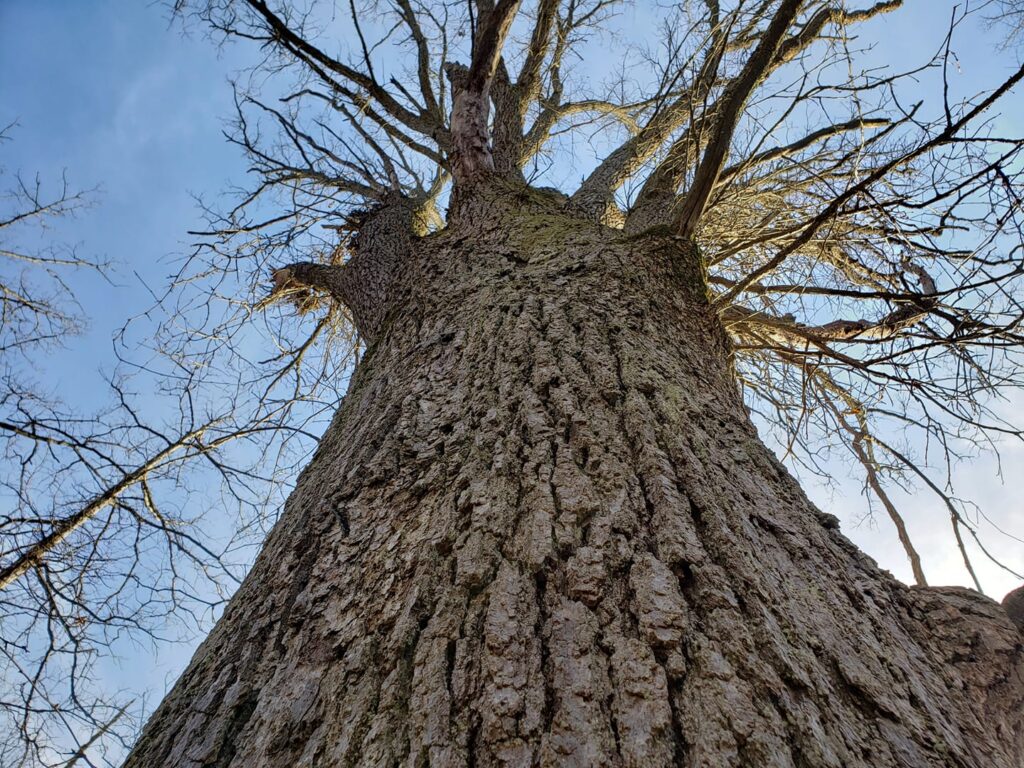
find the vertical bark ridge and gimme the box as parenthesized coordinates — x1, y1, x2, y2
(127, 183, 1023, 768)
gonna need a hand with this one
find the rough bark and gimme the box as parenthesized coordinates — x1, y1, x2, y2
(127, 181, 1023, 768)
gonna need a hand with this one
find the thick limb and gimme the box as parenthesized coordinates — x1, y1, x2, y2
(271, 196, 427, 344)
(448, 0, 522, 186)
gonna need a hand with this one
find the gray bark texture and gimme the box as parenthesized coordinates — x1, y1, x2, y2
(126, 182, 1024, 767)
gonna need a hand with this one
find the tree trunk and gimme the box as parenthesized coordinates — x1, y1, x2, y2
(126, 182, 1023, 768)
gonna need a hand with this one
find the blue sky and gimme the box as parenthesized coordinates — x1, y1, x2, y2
(2, 0, 1023, 751)
(1, 1, 252, 394)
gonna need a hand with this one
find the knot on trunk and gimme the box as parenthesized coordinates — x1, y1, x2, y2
(270, 193, 426, 344)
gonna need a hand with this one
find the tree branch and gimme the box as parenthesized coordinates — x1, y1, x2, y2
(672, 0, 804, 238)
(713, 61, 1024, 307)
(722, 263, 936, 346)
(449, 0, 522, 185)
(242, 0, 443, 142)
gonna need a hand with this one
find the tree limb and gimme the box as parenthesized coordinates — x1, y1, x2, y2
(672, 0, 804, 238)
(449, 0, 522, 185)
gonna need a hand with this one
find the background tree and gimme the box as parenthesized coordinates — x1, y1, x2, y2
(111, 0, 1024, 765)
(990, 0, 1024, 42)
(0, 122, 296, 765)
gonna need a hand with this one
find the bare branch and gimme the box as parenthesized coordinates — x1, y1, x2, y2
(672, 0, 804, 238)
